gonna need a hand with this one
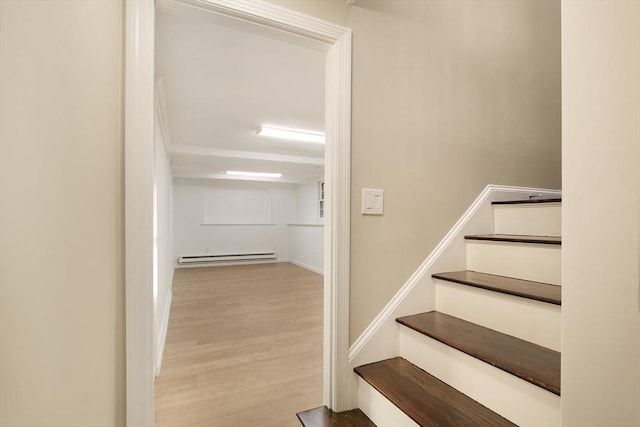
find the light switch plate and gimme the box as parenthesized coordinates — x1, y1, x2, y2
(362, 188, 384, 215)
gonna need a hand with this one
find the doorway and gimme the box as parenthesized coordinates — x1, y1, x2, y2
(124, 1, 352, 424)
(154, 3, 328, 422)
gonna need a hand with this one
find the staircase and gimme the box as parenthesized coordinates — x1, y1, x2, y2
(298, 197, 561, 426)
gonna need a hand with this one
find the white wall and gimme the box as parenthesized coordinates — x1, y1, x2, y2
(562, 1, 640, 425)
(0, 1, 125, 424)
(295, 180, 323, 223)
(288, 180, 324, 274)
(173, 179, 324, 274)
(154, 111, 174, 374)
(173, 180, 296, 263)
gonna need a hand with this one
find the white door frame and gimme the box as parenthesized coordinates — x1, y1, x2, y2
(125, 0, 352, 424)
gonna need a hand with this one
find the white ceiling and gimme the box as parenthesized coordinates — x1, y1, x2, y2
(155, 0, 327, 185)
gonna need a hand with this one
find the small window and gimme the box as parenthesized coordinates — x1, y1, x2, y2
(318, 181, 325, 220)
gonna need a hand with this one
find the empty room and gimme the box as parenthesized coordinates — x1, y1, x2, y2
(152, 1, 328, 425)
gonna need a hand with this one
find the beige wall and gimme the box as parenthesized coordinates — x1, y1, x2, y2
(0, 1, 125, 425)
(0, 0, 564, 422)
(562, 1, 640, 425)
(264, 0, 350, 26)
(266, 0, 562, 343)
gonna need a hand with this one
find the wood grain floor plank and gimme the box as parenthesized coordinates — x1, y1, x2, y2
(154, 263, 323, 427)
(492, 198, 561, 205)
(465, 234, 561, 245)
(296, 406, 377, 427)
(355, 358, 515, 426)
(432, 270, 561, 305)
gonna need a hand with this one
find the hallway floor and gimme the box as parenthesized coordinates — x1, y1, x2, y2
(154, 262, 323, 426)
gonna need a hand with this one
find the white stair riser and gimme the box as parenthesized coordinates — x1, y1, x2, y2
(493, 204, 561, 236)
(399, 327, 561, 427)
(357, 377, 419, 427)
(435, 281, 561, 351)
(466, 241, 561, 285)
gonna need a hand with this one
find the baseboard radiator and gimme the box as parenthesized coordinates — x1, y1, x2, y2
(178, 251, 277, 265)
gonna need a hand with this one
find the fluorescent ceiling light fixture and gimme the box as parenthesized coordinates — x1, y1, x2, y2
(225, 170, 283, 178)
(256, 125, 325, 144)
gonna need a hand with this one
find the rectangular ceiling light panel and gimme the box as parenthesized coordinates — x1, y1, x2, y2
(256, 125, 325, 144)
(225, 170, 283, 178)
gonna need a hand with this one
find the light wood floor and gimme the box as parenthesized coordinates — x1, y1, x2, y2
(154, 262, 324, 427)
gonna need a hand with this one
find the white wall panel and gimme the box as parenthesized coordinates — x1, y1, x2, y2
(288, 180, 324, 273)
(173, 182, 296, 263)
(154, 112, 174, 374)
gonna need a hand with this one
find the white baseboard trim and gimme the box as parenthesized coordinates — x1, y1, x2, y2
(174, 259, 282, 269)
(288, 259, 324, 275)
(155, 289, 172, 377)
(348, 185, 562, 364)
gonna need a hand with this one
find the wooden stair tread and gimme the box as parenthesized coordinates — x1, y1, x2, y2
(396, 311, 561, 395)
(354, 357, 516, 426)
(297, 406, 376, 427)
(492, 198, 561, 205)
(432, 270, 561, 305)
(465, 233, 561, 245)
